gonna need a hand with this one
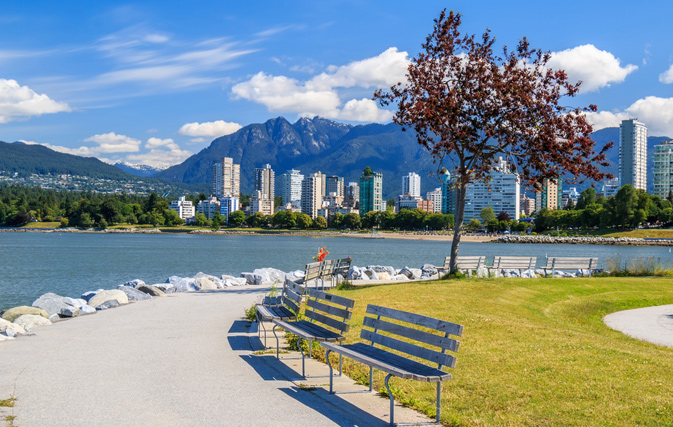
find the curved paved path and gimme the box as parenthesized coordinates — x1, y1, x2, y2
(0, 287, 384, 427)
(604, 304, 673, 348)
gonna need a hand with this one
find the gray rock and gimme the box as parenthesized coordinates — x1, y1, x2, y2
(363, 269, 379, 280)
(223, 277, 247, 286)
(122, 279, 145, 288)
(240, 272, 263, 286)
(521, 269, 537, 278)
(576, 269, 592, 277)
(13, 314, 52, 330)
(366, 265, 397, 276)
(285, 270, 305, 282)
(59, 306, 80, 317)
(377, 272, 392, 281)
(79, 305, 96, 315)
(252, 268, 287, 285)
(421, 264, 438, 277)
(535, 269, 547, 277)
(502, 269, 521, 278)
(347, 266, 366, 280)
(88, 290, 129, 308)
(63, 297, 88, 309)
(194, 277, 218, 290)
(2, 306, 50, 322)
(32, 293, 74, 317)
(137, 285, 166, 297)
(195, 272, 225, 289)
(398, 267, 422, 280)
(394, 274, 410, 281)
(475, 266, 489, 278)
(81, 289, 104, 302)
(95, 300, 120, 310)
(166, 276, 198, 292)
(221, 274, 236, 280)
(0, 318, 26, 336)
(153, 283, 176, 294)
(117, 285, 152, 301)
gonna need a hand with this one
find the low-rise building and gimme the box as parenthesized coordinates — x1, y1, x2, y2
(169, 196, 195, 221)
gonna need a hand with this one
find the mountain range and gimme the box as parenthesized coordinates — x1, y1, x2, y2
(1, 117, 669, 198)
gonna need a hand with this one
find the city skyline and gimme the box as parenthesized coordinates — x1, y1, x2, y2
(1, 2, 673, 169)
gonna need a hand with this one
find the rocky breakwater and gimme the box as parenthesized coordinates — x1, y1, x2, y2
(0, 266, 311, 344)
(495, 234, 673, 246)
(345, 264, 440, 281)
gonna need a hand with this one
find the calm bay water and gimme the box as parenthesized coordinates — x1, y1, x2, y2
(1, 232, 672, 310)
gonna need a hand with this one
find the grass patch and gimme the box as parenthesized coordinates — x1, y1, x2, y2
(0, 398, 15, 408)
(321, 277, 673, 426)
(21, 221, 60, 228)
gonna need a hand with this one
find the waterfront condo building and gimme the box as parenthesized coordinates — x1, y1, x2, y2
(395, 194, 422, 212)
(359, 168, 383, 215)
(440, 171, 457, 216)
(197, 196, 220, 220)
(301, 171, 324, 219)
(653, 139, 673, 199)
(535, 179, 562, 212)
(426, 188, 442, 213)
(219, 195, 240, 221)
(252, 164, 275, 214)
(619, 119, 648, 191)
(402, 172, 421, 197)
(169, 196, 195, 221)
(344, 182, 360, 208)
(520, 195, 535, 216)
(280, 169, 304, 205)
(601, 178, 620, 198)
(326, 176, 345, 198)
(463, 157, 520, 222)
(212, 157, 240, 197)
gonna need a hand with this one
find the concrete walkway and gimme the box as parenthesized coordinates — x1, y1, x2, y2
(604, 304, 673, 348)
(0, 286, 430, 426)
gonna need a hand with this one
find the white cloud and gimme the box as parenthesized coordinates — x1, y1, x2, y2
(145, 137, 179, 150)
(658, 64, 673, 84)
(0, 79, 70, 123)
(548, 45, 637, 92)
(84, 132, 142, 153)
(126, 147, 193, 168)
(232, 48, 408, 123)
(587, 96, 673, 136)
(178, 120, 242, 138)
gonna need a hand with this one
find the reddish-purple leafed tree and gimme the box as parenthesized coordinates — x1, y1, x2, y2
(375, 10, 613, 273)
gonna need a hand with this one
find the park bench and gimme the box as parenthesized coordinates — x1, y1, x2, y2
(322, 305, 463, 426)
(487, 256, 537, 277)
(295, 261, 322, 289)
(542, 256, 599, 278)
(272, 285, 355, 377)
(318, 259, 336, 289)
(439, 255, 486, 276)
(332, 257, 353, 286)
(255, 280, 304, 347)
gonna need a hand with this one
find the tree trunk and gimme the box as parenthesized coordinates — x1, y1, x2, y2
(450, 183, 467, 273)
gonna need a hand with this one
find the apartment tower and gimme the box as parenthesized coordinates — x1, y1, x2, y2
(619, 119, 647, 191)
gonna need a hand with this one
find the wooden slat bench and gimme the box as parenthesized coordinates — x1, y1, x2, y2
(542, 257, 599, 278)
(322, 305, 463, 426)
(273, 285, 355, 377)
(333, 257, 353, 285)
(318, 259, 336, 289)
(486, 256, 537, 277)
(295, 261, 321, 290)
(439, 255, 486, 276)
(255, 280, 304, 347)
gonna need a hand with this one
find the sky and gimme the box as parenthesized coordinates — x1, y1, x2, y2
(2, 1, 673, 168)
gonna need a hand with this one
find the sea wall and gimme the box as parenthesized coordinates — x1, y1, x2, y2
(495, 234, 673, 246)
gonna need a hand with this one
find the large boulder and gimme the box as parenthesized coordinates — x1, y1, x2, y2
(0, 318, 26, 337)
(195, 273, 225, 289)
(79, 305, 97, 315)
(121, 279, 145, 288)
(13, 314, 52, 331)
(166, 276, 198, 292)
(117, 285, 152, 301)
(521, 269, 537, 278)
(377, 272, 392, 281)
(87, 290, 129, 308)
(394, 274, 410, 281)
(398, 267, 421, 280)
(2, 306, 49, 323)
(346, 266, 366, 280)
(137, 285, 166, 297)
(475, 266, 489, 278)
(252, 268, 287, 285)
(241, 272, 263, 286)
(81, 289, 104, 302)
(285, 270, 305, 282)
(59, 306, 80, 317)
(152, 283, 176, 294)
(366, 265, 397, 277)
(95, 300, 120, 311)
(363, 269, 379, 280)
(194, 276, 218, 290)
(223, 277, 247, 287)
(421, 264, 438, 279)
(32, 293, 72, 317)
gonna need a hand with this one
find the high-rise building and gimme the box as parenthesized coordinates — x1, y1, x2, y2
(280, 169, 304, 205)
(402, 172, 421, 197)
(197, 197, 221, 220)
(561, 187, 580, 208)
(359, 168, 383, 215)
(344, 182, 360, 208)
(301, 172, 324, 219)
(440, 171, 456, 216)
(169, 196, 195, 221)
(601, 178, 620, 198)
(219, 196, 240, 221)
(653, 139, 673, 199)
(326, 176, 344, 197)
(252, 164, 275, 214)
(395, 194, 422, 212)
(463, 157, 520, 222)
(519, 195, 535, 216)
(619, 119, 647, 191)
(212, 157, 240, 197)
(535, 179, 562, 212)
(426, 188, 442, 213)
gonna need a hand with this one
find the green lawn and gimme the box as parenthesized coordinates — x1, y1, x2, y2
(585, 228, 673, 239)
(322, 277, 673, 426)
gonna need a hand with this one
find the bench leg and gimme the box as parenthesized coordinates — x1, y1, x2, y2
(385, 374, 395, 426)
(436, 381, 442, 424)
(272, 324, 281, 359)
(326, 349, 334, 393)
(256, 312, 268, 348)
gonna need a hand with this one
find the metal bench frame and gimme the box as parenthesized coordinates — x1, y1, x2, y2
(322, 305, 463, 426)
(255, 280, 304, 347)
(273, 286, 354, 378)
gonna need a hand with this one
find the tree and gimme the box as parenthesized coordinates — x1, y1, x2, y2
(193, 213, 209, 227)
(297, 213, 313, 229)
(466, 218, 481, 232)
(163, 209, 184, 226)
(615, 185, 637, 228)
(480, 206, 496, 224)
(363, 166, 373, 176)
(374, 10, 612, 273)
(330, 212, 344, 229)
(229, 210, 246, 227)
(342, 212, 361, 229)
(212, 211, 222, 229)
(576, 188, 597, 210)
(496, 210, 510, 222)
(313, 216, 328, 229)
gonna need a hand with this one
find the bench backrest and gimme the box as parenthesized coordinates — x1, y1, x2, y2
(305, 288, 355, 335)
(333, 258, 352, 277)
(544, 257, 598, 270)
(303, 262, 322, 283)
(281, 280, 305, 315)
(319, 259, 336, 279)
(360, 305, 463, 369)
(443, 255, 486, 270)
(492, 256, 537, 270)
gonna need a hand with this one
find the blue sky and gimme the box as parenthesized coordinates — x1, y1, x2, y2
(2, 1, 673, 167)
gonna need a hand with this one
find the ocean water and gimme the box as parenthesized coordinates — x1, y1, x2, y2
(1, 232, 671, 310)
